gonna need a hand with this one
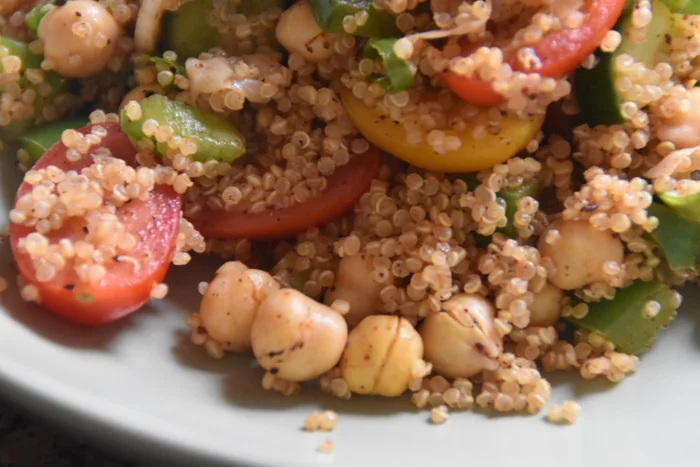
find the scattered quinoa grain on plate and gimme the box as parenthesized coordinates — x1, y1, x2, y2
(2, 0, 700, 432)
(317, 439, 335, 454)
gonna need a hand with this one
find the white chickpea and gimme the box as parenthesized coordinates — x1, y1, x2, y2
(119, 84, 164, 110)
(193, 261, 280, 354)
(538, 219, 624, 291)
(529, 283, 565, 327)
(275, 0, 333, 63)
(657, 88, 700, 149)
(38, 0, 121, 78)
(324, 254, 383, 328)
(340, 315, 425, 397)
(251, 289, 348, 382)
(419, 294, 502, 379)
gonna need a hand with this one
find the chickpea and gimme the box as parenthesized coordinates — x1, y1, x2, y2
(251, 289, 348, 382)
(196, 261, 280, 353)
(538, 219, 624, 291)
(657, 88, 700, 149)
(529, 283, 565, 327)
(419, 294, 502, 379)
(275, 0, 333, 63)
(340, 316, 424, 397)
(324, 254, 383, 328)
(38, 0, 121, 78)
(119, 84, 164, 110)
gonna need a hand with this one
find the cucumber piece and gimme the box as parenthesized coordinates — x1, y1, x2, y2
(647, 202, 700, 270)
(17, 118, 87, 162)
(163, 0, 221, 59)
(574, 0, 672, 126)
(120, 94, 246, 163)
(660, 0, 700, 13)
(566, 280, 679, 355)
(309, 0, 400, 38)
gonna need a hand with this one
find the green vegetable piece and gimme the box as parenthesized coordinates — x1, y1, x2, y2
(139, 54, 186, 77)
(163, 0, 221, 59)
(0, 36, 42, 71)
(17, 118, 87, 163)
(497, 177, 542, 238)
(566, 280, 678, 355)
(240, 0, 287, 15)
(120, 94, 246, 163)
(25, 3, 53, 37)
(647, 202, 700, 270)
(0, 36, 66, 140)
(309, 0, 400, 38)
(363, 38, 414, 93)
(658, 191, 700, 221)
(659, 0, 700, 13)
(271, 252, 312, 294)
(574, 0, 672, 126)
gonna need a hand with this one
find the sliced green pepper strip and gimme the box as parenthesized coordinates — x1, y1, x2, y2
(120, 94, 246, 163)
(657, 191, 700, 222)
(363, 38, 414, 93)
(25, 3, 53, 37)
(566, 280, 678, 355)
(647, 202, 700, 270)
(309, 0, 400, 38)
(659, 0, 700, 13)
(497, 177, 542, 238)
(17, 118, 87, 163)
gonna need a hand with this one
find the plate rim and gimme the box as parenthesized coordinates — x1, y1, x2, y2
(0, 351, 268, 467)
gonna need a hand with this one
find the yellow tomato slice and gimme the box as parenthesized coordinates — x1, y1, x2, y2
(341, 88, 544, 173)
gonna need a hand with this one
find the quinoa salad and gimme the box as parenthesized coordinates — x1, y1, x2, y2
(1, 0, 699, 426)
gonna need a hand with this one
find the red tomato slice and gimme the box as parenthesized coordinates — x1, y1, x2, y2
(192, 147, 382, 240)
(442, 0, 626, 105)
(9, 123, 181, 325)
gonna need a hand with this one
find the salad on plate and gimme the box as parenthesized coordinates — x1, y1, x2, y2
(1, 0, 699, 426)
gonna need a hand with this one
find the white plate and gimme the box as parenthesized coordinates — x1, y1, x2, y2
(1, 150, 700, 467)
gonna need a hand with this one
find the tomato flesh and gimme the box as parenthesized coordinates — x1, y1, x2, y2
(192, 147, 382, 240)
(9, 123, 181, 325)
(442, 0, 627, 105)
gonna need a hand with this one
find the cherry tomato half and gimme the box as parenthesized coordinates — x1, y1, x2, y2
(192, 146, 382, 240)
(442, 0, 627, 105)
(9, 123, 181, 325)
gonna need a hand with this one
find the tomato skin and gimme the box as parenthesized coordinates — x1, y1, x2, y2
(442, 0, 626, 105)
(192, 147, 382, 240)
(9, 123, 181, 325)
